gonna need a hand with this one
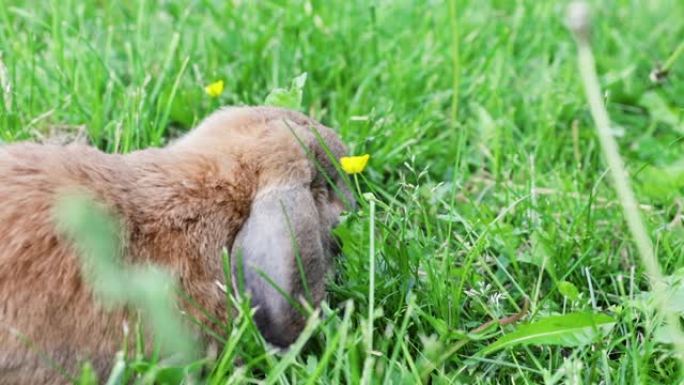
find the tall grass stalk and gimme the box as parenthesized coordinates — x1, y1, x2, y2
(567, 1, 684, 365)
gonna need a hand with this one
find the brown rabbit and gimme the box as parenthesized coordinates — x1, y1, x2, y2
(0, 106, 354, 384)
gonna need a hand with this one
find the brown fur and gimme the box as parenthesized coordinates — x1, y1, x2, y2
(0, 106, 351, 384)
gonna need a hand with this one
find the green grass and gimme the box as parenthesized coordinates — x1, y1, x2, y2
(2, 0, 684, 383)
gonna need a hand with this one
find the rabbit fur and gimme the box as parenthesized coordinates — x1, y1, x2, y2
(0, 106, 353, 384)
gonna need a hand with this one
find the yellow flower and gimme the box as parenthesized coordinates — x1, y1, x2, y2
(204, 80, 224, 98)
(340, 154, 370, 174)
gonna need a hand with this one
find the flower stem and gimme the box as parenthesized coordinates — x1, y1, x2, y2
(361, 196, 376, 385)
(354, 174, 362, 198)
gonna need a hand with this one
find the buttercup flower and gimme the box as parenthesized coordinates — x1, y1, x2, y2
(340, 154, 370, 174)
(204, 80, 224, 98)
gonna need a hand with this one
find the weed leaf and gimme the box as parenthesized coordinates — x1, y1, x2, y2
(481, 312, 615, 356)
(264, 72, 307, 110)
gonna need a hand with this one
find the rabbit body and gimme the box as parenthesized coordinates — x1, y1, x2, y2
(0, 107, 350, 384)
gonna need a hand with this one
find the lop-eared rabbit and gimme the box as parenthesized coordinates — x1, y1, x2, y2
(0, 106, 353, 384)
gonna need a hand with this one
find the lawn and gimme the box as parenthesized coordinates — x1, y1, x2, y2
(1, 0, 684, 383)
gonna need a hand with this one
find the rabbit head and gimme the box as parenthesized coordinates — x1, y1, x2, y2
(174, 106, 355, 347)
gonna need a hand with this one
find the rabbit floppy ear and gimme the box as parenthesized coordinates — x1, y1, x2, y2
(230, 185, 328, 347)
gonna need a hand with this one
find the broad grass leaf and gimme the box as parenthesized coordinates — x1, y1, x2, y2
(264, 88, 301, 109)
(480, 312, 615, 356)
(558, 281, 580, 301)
(264, 72, 307, 110)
